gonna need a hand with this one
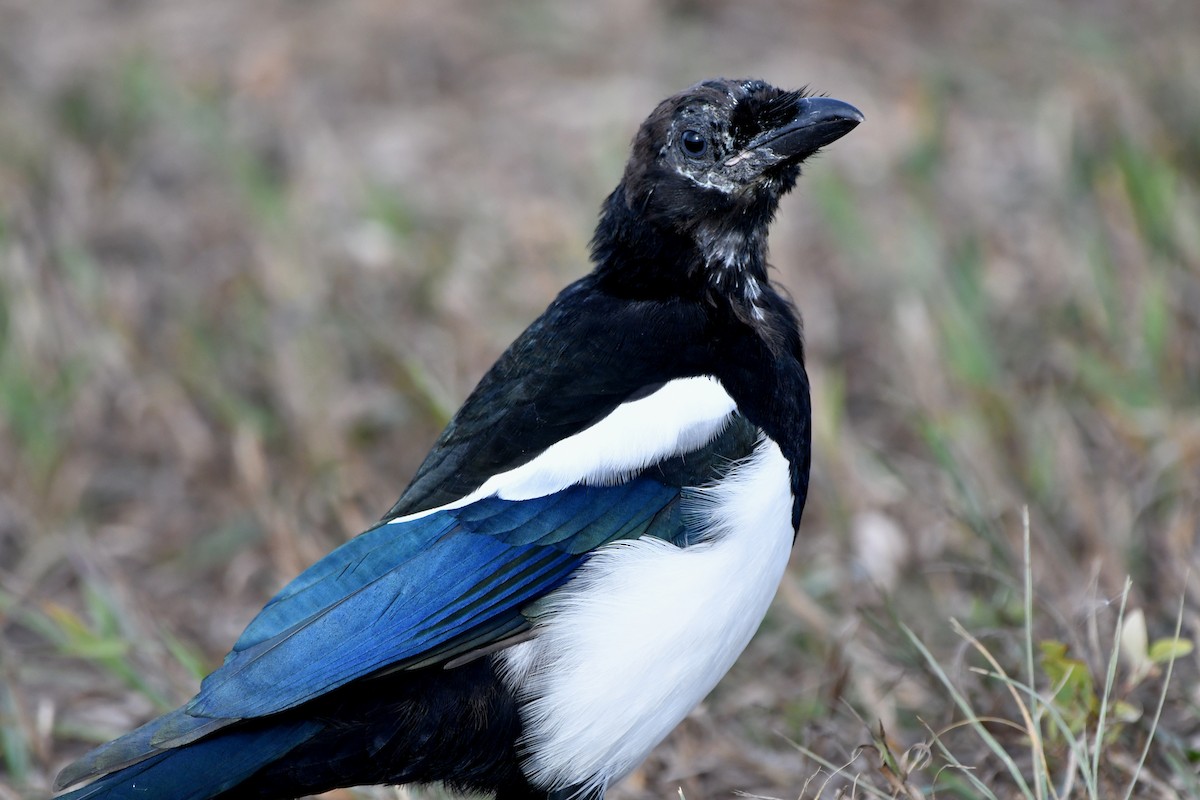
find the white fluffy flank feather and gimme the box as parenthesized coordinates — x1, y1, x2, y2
(499, 436, 794, 794)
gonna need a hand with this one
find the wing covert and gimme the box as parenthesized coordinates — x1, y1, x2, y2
(186, 477, 684, 721)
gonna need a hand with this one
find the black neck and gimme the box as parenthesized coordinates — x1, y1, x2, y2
(589, 185, 704, 301)
(590, 183, 778, 317)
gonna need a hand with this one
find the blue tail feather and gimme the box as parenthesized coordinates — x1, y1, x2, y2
(56, 719, 320, 800)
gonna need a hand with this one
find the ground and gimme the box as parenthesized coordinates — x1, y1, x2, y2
(1, 1, 1198, 798)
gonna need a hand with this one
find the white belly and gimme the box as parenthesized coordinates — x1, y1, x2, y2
(497, 436, 795, 795)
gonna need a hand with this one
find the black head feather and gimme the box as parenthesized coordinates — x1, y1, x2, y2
(591, 78, 861, 334)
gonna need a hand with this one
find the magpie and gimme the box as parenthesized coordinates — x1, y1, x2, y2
(55, 78, 862, 800)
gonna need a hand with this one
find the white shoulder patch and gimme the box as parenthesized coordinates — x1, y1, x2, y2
(389, 376, 737, 522)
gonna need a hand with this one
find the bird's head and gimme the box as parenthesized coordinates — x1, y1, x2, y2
(594, 78, 862, 307)
(623, 78, 861, 224)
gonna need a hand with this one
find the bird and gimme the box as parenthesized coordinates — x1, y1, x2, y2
(54, 78, 862, 800)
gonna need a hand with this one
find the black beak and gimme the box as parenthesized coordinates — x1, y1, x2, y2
(741, 97, 864, 164)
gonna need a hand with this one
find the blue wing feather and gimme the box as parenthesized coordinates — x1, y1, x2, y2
(233, 513, 458, 653)
(184, 477, 683, 721)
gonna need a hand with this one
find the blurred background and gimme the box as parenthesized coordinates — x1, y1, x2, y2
(1, 1, 1198, 798)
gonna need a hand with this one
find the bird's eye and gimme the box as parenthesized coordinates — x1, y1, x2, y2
(679, 130, 708, 157)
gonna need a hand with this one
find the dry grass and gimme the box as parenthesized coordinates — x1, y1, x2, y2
(1, 1, 1198, 798)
